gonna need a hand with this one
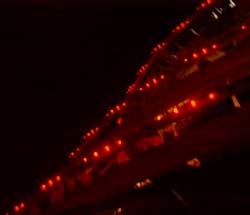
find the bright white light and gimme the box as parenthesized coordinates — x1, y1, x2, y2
(212, 11, 219, 19)
(229, 0, 236, 8)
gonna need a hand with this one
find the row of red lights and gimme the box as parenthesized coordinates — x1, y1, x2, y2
(82, 139, 123, 164)
(106, 102, 127, 118)
(40, 175, 61, 192)
(138, 74, 165, 92)
(156, 92, 217, 121)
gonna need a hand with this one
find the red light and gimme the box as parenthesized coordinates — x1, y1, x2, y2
(241, 24, 247, 30)
(208, 92, 216, 100)
(173, 107, 179, 114)
(117, 139, 123, 146)
(116, 105, 121, 111)
(104, 145, 111, 152)
(145, 83, 150, 88)
(180, 22, 185, 28)
(20, 202, 25, 209)
(41, 184, 47, 191)
(56, 175, 61, 182)
(183, 58, 188, 63)
(201, 2, 207, 8)
(152, 78, 158, 85)
(83, 157, 88, 163)
(93, 151, 99, 158)
(139, 87, 143, 91)
(207, 0, 213, 5)
(117, 117, 123, 125)
(70, 152, 75, 157)
(192, 53, 199, 59)
(95, 127, 99, 131)
(156, 115, 162, 121)
(212, 43, 218, 49)
(160, 74, 165, 80)
(106, 113, 110, 117)
(201, 48, 208, 55)
(87, 132, 91, 137)
(76, 147, 80, 152)
(190, 100, 197, 108)
(110, 109, 114, 114)
(14, 206, 20, 212)
(48, 179, 54, 187)
(122, 102, 127, 107)
(176, 26, 180, 31)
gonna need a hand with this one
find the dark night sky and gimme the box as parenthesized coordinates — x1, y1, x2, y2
(0, 0, 198, 210)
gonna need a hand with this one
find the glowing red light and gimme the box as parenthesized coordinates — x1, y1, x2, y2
(83, 157, 88, 163)
(87, 132, 91, 137)
(117, 117, 123, 125)
(139, 87, 143, 91)
(146, 83, 151, 88)
(14, 206, 20, 212)
(76, 147, 80, 152)
(93, 151, 99, 158)
(104, 145, 111, 152)
(48, 179, 54, 187)
(192, 53, 199, 59)
(110, 109, 114, 114)
(212, 43, 218, 49)
(176, 26, 181, 31)
(20, 202, 25, 209)
(41, 184, 47, 191)
(56, 175, 61, 182)
(122, 102, 127, 107)
(116, 105, 121, 111)
(95, 127, 99, 131)
(183, 58, 188, 63)
(201, 2, 207, 8)
(180, 22, 185, 28)
(117, 139, 123, 146)
(201, 48, 208, 55)
(207, 0, 213, 5)
(173, 107, 179, 114)
(106, 113, 110, 117)
(70, 152, 75, 157)
(156, 115, 162, 121)
(90, 129, 95, 134)
(190, 100, 197, 108)
(208, 93, 216, 100)
(160, 75, 165, 80)
(241, 24, 247, 30)
(152, 78, 158, 84)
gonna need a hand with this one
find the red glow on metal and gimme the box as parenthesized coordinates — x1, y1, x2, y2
(14, 206, 20, 212)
